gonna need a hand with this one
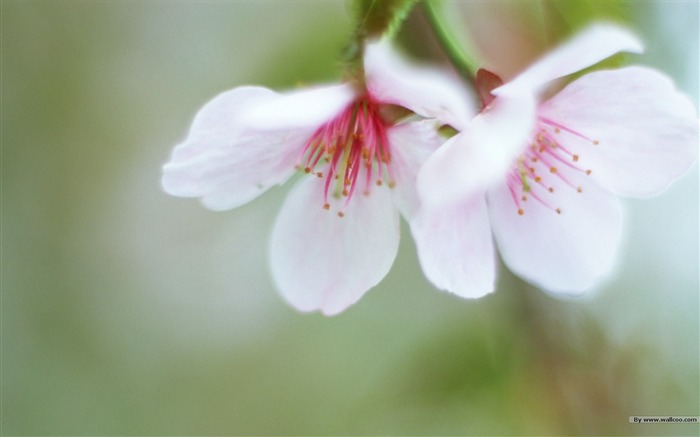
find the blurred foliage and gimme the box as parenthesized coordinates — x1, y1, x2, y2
(540, 0, 636, 75)
(539, 0, 630, 39)
(2, 0, 698, 436)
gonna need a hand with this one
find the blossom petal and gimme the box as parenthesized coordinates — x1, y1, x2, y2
(243, 84, 355, 132)
(538, 66, 699, 197)
(496, 23, 643, 95)
(162, 86, 303, 210)
(488, 167, 622, 293)
(411, 195, 496, 298)
(417, 92, 536, 210)
(270, 176, 400, 316)
(364, 38, 477, 130)
(387, 119, 445, 219)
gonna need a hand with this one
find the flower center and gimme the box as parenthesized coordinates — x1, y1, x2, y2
(507, 117, 598, 216)
(297, 93, 394, 217)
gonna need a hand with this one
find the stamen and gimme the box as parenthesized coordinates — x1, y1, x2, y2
(508, 117, 598, 216)
(540, 117, 597, 144)
(298, 93, 393, 216)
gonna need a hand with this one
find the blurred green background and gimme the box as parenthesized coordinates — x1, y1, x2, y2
(2, 1, 698, 435)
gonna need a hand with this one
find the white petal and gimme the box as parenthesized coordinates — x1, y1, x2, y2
(417, 92, 536, 210)
(387, 119, 445, 219)
(496, 23, 644, 96)
(488, 167, 622, 294)
(364, 38, 476, 129)
(538, 66, 699, 197)
(270, 176, 400, 316)
(243, 83, 355, 132)
(162, 86, 302, 210)
(411, 195, 496, 298)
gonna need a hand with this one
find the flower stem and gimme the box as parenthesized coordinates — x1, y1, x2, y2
(343, 0, 421, 89)
(421, 0, 478, 89)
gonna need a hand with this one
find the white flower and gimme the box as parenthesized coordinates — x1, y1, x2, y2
(162, 40, 474, 315)
(414, 24, 699, 297)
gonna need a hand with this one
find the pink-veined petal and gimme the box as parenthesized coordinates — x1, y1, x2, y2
(364, 38, 476, 130)
(495, 23, 644, 96)
(488, 166, 622, 294)
(162, 86, 302, 210)
(411, 195, 496, 298)
(417, 92, 536, 210)
(242, 83, 355, 132)
(387, 119, 445, 219)
(270, 176, 400, 316)
(538, 66, 699, 197)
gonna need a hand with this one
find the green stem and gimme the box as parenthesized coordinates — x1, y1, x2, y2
(421, 0, 478, 88)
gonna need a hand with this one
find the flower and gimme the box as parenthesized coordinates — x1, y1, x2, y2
(162, 40, 474, 315)
(414, 24, 699, 298)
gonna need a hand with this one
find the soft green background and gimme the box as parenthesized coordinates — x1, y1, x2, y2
(3, 1, 698, 435)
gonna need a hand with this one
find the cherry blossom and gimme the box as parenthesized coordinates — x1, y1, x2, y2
(415, 24, 699, 297)
(162, 40, 473, 315)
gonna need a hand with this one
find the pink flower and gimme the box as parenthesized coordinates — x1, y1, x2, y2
(414, 24, 699, 298)
(162, 40, 473, 315)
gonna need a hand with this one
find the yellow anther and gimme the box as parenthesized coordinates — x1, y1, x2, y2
(585, 169, 592, 175)
(572, 154, 579, 162)
(592, 140, 599, 145)
(550, 167, 557, 173)
(556, 208, 561, 214)
(338, 211, 345, 218)
(323, 203, 330, 210)
(518, 208, 524, 216)
(577, 186, 583, 193)
(548, 187, 554, 193)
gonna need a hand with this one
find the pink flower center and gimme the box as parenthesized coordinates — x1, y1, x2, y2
(297, 93, 394, 217)
(506, 117, 597, 216)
